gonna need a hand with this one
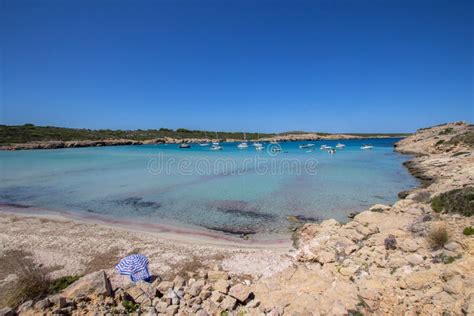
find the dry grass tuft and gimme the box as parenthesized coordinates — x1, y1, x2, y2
(0, 250, 51, 308)
(428, 223, 449, 249)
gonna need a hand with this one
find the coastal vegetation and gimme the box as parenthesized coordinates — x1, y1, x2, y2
(48, 275, 82, 293)
(0, 124, 410, 145)
(430, 187, 474, 216)
(463, 226, 474, 236)
(447, 128, 474, 147)
(0, 250, 50, 308)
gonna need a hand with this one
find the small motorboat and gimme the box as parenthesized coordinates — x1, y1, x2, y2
(320, 144, 330, 150)
(328, 148, 336, 154)
(199, 142, 210, 146)
(299, 144, 315, 149)
(360, 145, 373, 150)
(335, 143, 345, 148)
(179, 143, 191, 149)
(210, 145, 222, 151)
(255, 146, 264, 151)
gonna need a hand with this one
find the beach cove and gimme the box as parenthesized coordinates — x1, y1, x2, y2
(0, 122, 473, 315)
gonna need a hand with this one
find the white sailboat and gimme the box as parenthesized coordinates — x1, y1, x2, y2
(200, 132, 210, 146)
(253, 133, 263, 147)
(360, 144, 373, 150)
(335, 143, 345, 148)
(210, 144, 222, 151)
(212, 132, 220, 146)
(237, 132, 249, 149)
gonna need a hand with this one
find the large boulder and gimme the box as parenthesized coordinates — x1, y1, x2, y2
(62, 270, 112, 299)
(228, 284, 252, 302)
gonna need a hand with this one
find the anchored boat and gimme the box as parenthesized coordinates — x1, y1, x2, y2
(237, 132, 249, 149)
(210, 144, 222, 151)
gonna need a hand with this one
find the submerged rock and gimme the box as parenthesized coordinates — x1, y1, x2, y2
(201, 225, 257, 236)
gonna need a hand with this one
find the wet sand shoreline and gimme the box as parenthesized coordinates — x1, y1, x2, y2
(0, 205, 291, 249)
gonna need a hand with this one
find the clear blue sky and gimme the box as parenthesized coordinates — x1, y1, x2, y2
(1, 0, 472, 133)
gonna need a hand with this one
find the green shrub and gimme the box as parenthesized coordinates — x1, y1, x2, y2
(435, 140, 445, 146)
(439, 128, 454, 135)
(443, 254, 462, 264)
(49, 275, 81, 293)
(176, 128, 191, 133)
(431, 196, 444, 213)
(122, 300, 140, 313)
(430, 187, 474, 216)
(463, 226, 474, 236)
(433, 253, 462, 264)
(370, 208, 384, 213)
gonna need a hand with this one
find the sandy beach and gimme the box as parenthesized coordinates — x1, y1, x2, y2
(0, 208, 293, 281)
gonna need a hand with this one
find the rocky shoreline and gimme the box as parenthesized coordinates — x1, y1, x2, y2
(0, 122, 472, 315)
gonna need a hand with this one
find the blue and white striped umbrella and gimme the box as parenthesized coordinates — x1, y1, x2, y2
(115, 254, 150, 282)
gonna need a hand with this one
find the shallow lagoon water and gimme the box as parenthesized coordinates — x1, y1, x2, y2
(0, 138, 418, 237)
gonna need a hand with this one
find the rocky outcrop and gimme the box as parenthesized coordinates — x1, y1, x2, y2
(0, 139, 145, 150)
(17, 268, 260, 315)
(254, 121, 473, 315)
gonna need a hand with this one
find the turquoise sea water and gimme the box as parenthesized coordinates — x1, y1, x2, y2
(0, 138, 418, 237)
